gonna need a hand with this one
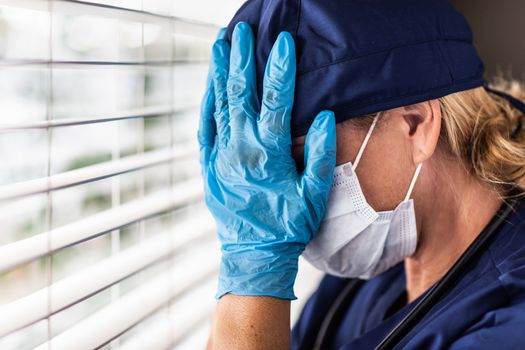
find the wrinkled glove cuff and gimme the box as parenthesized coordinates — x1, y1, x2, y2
(216, 244, 303, 300)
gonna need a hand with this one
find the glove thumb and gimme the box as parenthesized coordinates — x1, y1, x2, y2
(300, 110, 337, 206)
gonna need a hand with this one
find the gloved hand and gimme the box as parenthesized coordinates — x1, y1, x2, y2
(198, 22, 337, 300)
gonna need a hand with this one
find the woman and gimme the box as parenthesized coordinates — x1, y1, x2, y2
(199, 0, 525, 349)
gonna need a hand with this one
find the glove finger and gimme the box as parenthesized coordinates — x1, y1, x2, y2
(300, 111, 337, 204)
(228, 22, 259, 138)
(212, 38, 231, 149)
(205, 27, 228, 87)
(258, 32, 296, 152)
(198, 82, 216, 170)
(198, 28, 228, 170)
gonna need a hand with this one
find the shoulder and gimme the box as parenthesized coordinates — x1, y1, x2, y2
(448, 201, 525, 349)
(449, 299, 525, 349)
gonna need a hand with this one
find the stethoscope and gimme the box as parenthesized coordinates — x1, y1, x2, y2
(313, 85, 525, 350)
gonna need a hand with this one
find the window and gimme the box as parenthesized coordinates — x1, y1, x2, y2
(0, 1, 321, 349)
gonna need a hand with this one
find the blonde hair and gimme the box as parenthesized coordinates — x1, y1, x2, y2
(438, 79, 525, 196)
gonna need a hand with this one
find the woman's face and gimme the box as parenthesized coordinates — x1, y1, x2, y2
(292, 106, 431, 211)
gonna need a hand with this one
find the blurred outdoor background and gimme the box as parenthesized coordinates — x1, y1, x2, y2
(0, 0, 523, 349)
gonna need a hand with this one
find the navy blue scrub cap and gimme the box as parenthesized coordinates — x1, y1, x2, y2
(226, 0, 485, 137)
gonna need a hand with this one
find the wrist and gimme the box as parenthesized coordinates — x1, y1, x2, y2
(216, 244, 303, 300)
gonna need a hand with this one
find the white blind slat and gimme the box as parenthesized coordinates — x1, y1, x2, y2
(0, 210, 215, 337)
(0, 179, 204, 273)
(0, 145, 198, 201)
(0, 105, 179, 130)
(119, 279, 217, 350)
(33, 250, 219, 350)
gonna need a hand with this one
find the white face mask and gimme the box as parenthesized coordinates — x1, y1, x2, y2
(303, 116, 422, 279)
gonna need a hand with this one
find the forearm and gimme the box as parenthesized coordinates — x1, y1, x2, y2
(208, 294, 291, 350)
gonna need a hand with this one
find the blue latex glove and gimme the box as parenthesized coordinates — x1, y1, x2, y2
(198, 22, 337, 300)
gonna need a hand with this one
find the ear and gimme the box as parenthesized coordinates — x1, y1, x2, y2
(401, 100, 441, 164)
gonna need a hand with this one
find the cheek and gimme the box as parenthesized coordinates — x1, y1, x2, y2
(355, 130, 414, 211)
(335, 125, 365, 165)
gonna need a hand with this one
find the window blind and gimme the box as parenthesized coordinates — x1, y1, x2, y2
(0, 1, 220, 349)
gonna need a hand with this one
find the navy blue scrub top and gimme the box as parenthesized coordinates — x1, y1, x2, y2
(292, 200, 525, 349)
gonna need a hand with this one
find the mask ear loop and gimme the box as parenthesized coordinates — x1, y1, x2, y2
(352, 114, 379, 171)
(404, 163, 423, 202)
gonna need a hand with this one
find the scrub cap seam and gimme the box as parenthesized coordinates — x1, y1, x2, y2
(297, 37, 473, 76)
(435, 41, 455, 84)
(433, 1, 455, 84)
